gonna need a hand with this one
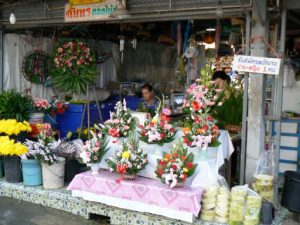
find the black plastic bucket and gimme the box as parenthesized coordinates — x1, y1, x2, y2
(64, 158, 87, 182)
(281, 171, 300, 212)
(3, 156, 23, 183)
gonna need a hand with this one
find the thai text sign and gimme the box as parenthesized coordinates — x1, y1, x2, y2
(65, 0, 117, 22)
(232, 55, 281, 75)
(69, 0, 106, 5)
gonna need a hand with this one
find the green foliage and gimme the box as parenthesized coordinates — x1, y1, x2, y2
(212, 86, 243, 128)
(0, 90, 34, 122)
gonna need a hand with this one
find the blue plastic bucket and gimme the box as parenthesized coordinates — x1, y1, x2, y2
(0, 159, 3, 178)
(21, 159, 42, 186)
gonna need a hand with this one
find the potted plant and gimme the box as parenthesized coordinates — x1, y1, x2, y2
(0, 136, 28, 183)
(30, 98, 52, 124)
(50, 40, 97, 95)
(138, 97, 176, 146)
(0, 89, 34, 122)
(22, 139, 43, 186)
(106, 131, 148, 180)
(155, 140, 197, 188)
(78, 128, 109, 175)
(103, 100, 136, 139)
(212, 85, 243, 133)
(0, 119, 31, 183)
(30, 132, 65, 189)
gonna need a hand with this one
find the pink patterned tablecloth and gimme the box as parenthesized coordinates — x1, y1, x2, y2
(67, 170, 204, 217)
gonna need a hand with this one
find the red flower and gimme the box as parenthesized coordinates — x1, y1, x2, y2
(213, 125, 219, 130)
(141, 131, 147, 136)
(108, 128, 119, 137)
(171, 164, 177, 170)
(159, 160, 166, 166)
(173, 153, 178, 158)
(203, 125, 209, 131)
(194, 115, 200, 123)
(192, 101, 201, 111)
(207, 116, 214, 121)
(187, 162, 193, 169)
(117, 164, 127, 174)
(160, 133, 165, 139)
(161, 115, 171, 123)
(138, 124, 144, 129)
(150, 122, 155, 127)
(157, 169, 163, 176)
(183, 137, 188, 143)
(170, 128, 175, 133)
(181, 173, 187, 180)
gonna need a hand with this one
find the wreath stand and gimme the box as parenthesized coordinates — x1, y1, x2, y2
(78, 85, 103, 139)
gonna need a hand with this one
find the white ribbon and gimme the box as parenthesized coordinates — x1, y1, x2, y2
(164, 172, 178, 188)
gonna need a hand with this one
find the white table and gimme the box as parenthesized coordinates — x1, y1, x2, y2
(99, 129, 234, 188)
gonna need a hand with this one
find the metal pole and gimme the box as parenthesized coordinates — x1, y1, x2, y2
(239, 11, 251, 185)
(273, 6, 286, 208)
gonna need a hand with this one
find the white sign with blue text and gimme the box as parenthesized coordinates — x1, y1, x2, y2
(232, 55, 281, 75)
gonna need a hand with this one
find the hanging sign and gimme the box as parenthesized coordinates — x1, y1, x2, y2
(232, 55, 281, 75)
(69, 0, 106, 5)
(65, 0, 117, 22)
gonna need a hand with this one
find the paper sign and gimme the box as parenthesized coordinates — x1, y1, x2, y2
(65, 1, 117, 22)
(232, 55, 281, 75)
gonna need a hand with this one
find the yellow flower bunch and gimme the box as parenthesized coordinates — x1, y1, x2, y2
(0, 136, 28, 156)
(0, 119, 32, 136)
(122, 151, 131, 159)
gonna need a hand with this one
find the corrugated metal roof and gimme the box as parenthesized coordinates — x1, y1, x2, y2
(0, 0, 252, 28)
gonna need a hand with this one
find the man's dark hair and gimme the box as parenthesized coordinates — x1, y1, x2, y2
(212, 70, 231, 83)
(141, 83, 153, 92)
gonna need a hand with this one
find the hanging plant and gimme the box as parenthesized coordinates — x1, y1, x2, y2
(22, 49, 51, 84)
(50, 40, 97, 95)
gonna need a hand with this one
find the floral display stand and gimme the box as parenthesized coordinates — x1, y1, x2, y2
(67, 169, 204, 223)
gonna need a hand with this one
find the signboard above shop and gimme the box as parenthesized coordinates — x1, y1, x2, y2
(232, 55, 281, 75)
(65, 0, 117, 22)
(69, 0, 106, 5)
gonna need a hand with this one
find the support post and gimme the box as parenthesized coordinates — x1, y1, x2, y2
(0, 27, 3, 90)
(239, 11, 251, 185)
(245, 0, 268, 183)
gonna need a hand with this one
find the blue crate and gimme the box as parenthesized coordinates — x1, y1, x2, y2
(57, 104, 101, 138)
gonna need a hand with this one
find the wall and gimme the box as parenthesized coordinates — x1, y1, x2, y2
(282, 81, 300, 113)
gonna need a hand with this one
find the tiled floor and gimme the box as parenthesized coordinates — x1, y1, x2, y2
(0, 178, 299, 225)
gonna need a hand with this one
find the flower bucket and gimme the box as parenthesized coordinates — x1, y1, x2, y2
(21, 159, 42, 186)
(65, 158, 85, 182)
(0, 159, 3, 178)
(41, 157, 65, 189)
(89, 163, 100, 175)
(29, 112, 45, 124)
(3, 156, 23, 183)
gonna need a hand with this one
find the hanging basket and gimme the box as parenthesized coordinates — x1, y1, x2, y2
(224, 124, 242, 133)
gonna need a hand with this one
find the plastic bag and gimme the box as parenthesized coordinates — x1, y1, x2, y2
(200, 176, 230, 223)
(252, 149, 275, 202)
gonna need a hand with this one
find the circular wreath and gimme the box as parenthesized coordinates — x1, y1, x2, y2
(50, 40, 97, 94)
(22, 50, 51, 84)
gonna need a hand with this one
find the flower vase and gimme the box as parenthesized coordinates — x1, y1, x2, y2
(29, 112, 45, 124)
(122, 173, 137, 180)
(89, 163, 100, 175)
(193, 148, 208, 161)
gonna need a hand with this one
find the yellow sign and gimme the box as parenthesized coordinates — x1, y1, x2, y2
(65, 1, 117, 22)
(69, 0, 106, 5)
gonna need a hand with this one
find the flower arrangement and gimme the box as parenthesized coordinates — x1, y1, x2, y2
(106, 132, 147, 178)
(182, 79, 222, 148)
(0, 136, 28, 156)
(155, 140, 197, 188)
(0, 119, 31, 136)
(182, 114, 220, 148)
(79, 130, 109, 164)
(139, 99, 176, 146)
(182, 79, 222, 115)
(51, 40, 97, 94)
(23, 133, 61, 165)
(28, 123, 52, 139)
(103, 100, 135, 138)
(33, 98, 51, 113)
